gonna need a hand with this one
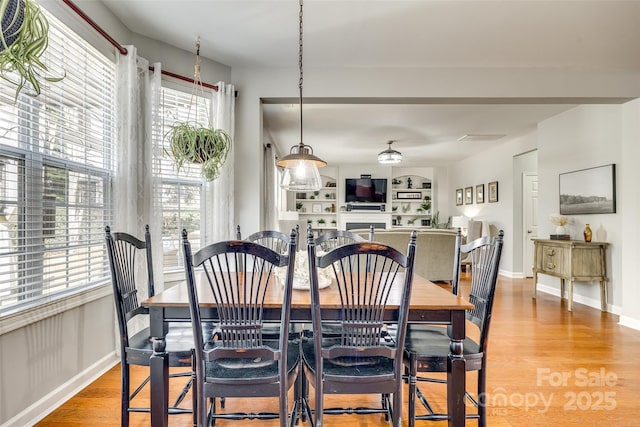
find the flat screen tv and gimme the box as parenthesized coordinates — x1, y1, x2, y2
(345, 178, 387, 203)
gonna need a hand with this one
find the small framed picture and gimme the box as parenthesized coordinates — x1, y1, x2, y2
(488, 181, 499, 203)
(476, 184, 485, 204)
(464, 187, 473, 205)
(455, 188, 463, 206)
(312, 203, 322, 213)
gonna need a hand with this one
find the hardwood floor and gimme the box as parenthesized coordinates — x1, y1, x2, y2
(36, 275, 640, 426)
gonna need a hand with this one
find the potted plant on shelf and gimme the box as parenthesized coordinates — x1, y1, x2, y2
(317, 218, 326, 226)
(331, 219, 336, 227)
(166, 40, 231, 181)
(1, 0, 64, 99)
(296, 202, 303, 211)
(420, 196, 431, 213)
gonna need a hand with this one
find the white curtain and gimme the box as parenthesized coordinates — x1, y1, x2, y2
(263, 143, 278, 230)
(204, 82, 236, 243)
(115, 46, 163, 296)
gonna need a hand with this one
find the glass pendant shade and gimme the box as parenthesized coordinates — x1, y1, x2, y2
(377, 141, 402, 164)
(277, 142, 326, 191)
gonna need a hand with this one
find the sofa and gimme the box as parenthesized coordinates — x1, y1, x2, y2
(354, 228, 458, 282)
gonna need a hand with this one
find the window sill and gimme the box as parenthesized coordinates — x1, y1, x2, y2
(0, 284, 113, 336)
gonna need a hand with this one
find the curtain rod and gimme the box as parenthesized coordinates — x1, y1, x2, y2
(62, 0, 221, 92)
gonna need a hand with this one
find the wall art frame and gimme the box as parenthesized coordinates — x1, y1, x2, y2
(559, 164, 616, 215)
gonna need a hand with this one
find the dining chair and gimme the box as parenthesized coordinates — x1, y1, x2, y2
(236, 225, 294, 254)
(314, 229, 367, 252)
(300, 229, 417, 427)
(104, 225, 195, 427)
(181, 228, 301, 427)
(403, 230, 504, 427)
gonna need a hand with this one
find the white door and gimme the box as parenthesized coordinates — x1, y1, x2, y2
(523, 173, 538, 277)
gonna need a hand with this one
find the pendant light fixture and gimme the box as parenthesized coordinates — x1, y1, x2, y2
(377, 140, 403, 164)
(276, 0, 326, 191)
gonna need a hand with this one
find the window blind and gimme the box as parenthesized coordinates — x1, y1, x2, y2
(0, 8, 115, 313)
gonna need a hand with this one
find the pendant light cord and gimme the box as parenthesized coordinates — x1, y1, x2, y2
(299, 0, 304, 145)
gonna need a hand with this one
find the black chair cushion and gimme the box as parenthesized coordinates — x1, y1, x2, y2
(301, 337, 395, 378)
(126, 323, 194, 367)
(204, 339, 300, 384)
(404, 325, 482, 371)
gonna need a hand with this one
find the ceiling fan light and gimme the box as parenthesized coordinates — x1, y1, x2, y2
(377, 141, 402, 164)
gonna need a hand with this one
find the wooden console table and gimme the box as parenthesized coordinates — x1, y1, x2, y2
(532, 239, 609, 312)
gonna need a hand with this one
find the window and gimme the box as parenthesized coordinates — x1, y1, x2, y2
(0, 9, 115, 314)
(155, 87, 210, 269)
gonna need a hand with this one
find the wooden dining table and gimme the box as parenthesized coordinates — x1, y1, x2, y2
(143, 273, 473, 427)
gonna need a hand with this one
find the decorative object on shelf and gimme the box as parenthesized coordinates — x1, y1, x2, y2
(420, 196, 431, 213)
(330, 203, 335, 213)
(330, 219, 336, 226)
(324, 207, 331, 213)
(464, 186, 473, 205)
(296, 202, 303, 211)
(488, 181, 499, 203)
(407, 218, 416, 225)
(396, 191, 422, 200)
(392, 206, 398, 212)
(392, 178, 402, 186)
(312, 203, 322, 213)
(1, 0, 65, 100)
(583, 223, 592, 242)
(596, 224, 607, 242)
(549, 214, 568, 235)
(309, 195, 315, 199)
(476, 184, 485, 204)
(166, 39, 231, 181)
(396, 215, 402, 226)
(276, 0, 326, 191)
(296, 192, 306, 199)
(377, 140, 402, 164)
(325, 181, 336, 187)
(559, 164, 616, 215)
(407, 177, 412, 188)
(421, 218, 431, 227)
(421, 181, 431, 189)
(401, 203, 410, 213)
(455, 188, 463, 206)
(317, 218, 326, 226)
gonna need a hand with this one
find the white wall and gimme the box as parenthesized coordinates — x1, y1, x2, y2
(618, 99, 640, 329)
(447, 130, 538, 275)
(537, 105, 622, 311)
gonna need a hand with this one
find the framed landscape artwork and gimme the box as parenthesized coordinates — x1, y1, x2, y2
(476, 184, 485, 204)
(464, 187, 473, 205)
(559, 164, 616, 215)
(488, 181, 498, 203)
(455, 188, 463, 206)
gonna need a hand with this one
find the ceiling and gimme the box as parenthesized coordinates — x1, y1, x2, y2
(99, 0, 640, 166)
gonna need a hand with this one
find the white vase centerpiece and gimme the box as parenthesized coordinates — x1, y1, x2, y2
(549, 214, 568, 235)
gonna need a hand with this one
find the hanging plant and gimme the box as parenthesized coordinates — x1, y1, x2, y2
(0, 0, 64, 99)
(166, 40, 231, 181)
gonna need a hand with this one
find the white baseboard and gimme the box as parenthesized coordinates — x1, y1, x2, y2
(2, 353, 118, 427)
(535, 283, 621, 315)
(618, 316, 640, 331)
(499, 269, 524, 279)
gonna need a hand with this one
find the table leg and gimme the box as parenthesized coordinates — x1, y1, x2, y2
(150, 308, 169, 427)
(532, 270, 537, 299)
(447, 310, 466, 427)
(600, 281, 608, 312)
(567, 279, 574, 312)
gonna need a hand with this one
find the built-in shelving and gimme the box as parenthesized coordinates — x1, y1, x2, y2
(293, 175, 338, 229)
(390, 174, 432, 228)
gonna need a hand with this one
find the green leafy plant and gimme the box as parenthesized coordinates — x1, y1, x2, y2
(0, 0, 64, 100)
(166, 124, 231, 181)
(165, 40, 232, 181)
(420, 196, 431, 212)
(296, 202, 303, 211)
(317, 218, 326, 225)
